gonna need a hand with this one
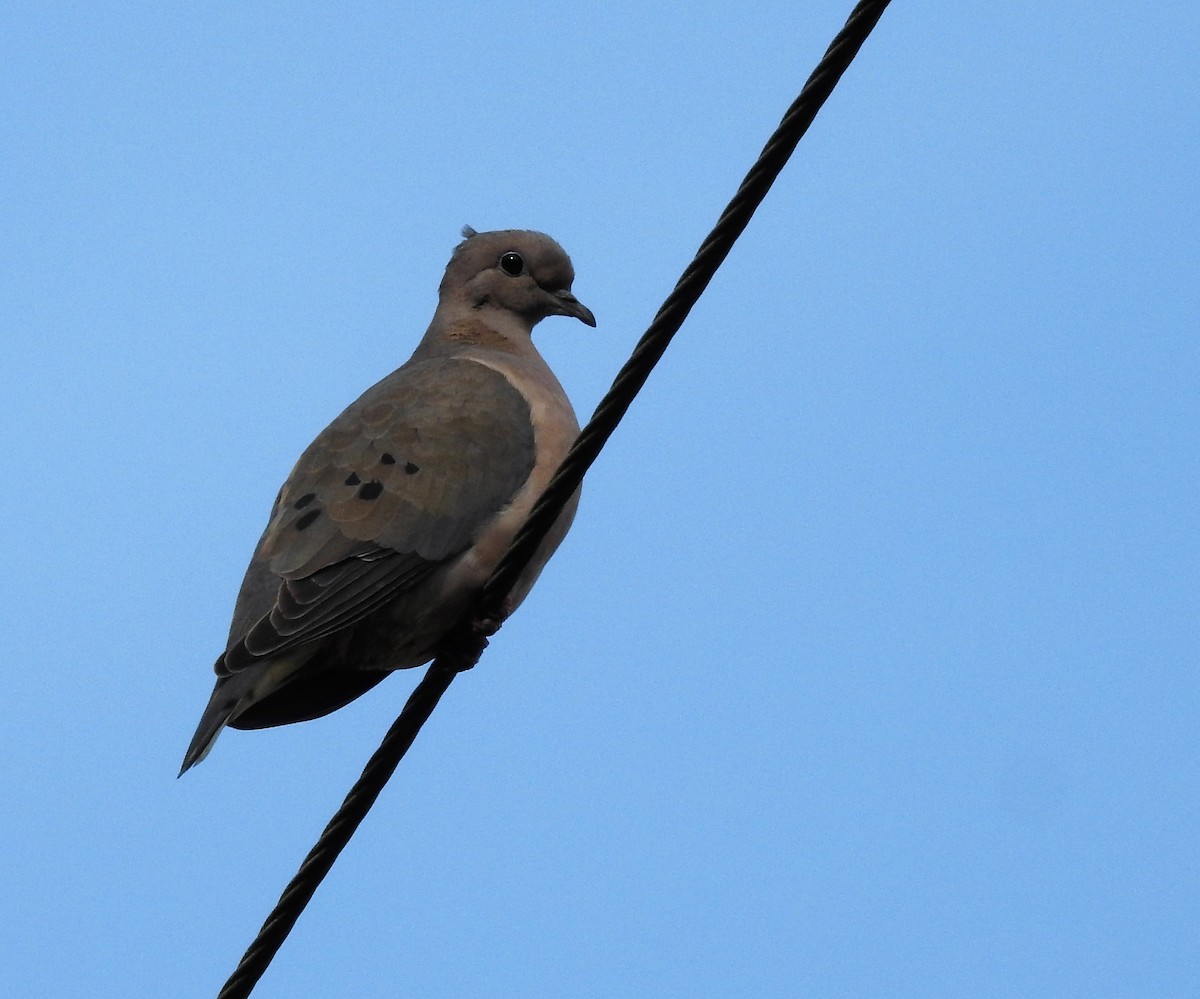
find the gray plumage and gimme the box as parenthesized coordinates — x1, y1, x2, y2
(181, 228, 594, 773)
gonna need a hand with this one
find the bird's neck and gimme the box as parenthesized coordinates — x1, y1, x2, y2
(413, 307, 537, 361)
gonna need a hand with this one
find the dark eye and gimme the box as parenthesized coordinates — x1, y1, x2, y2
(499, 251, 524, 276)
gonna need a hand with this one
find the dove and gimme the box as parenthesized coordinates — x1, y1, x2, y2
(181, 227, 593, 773)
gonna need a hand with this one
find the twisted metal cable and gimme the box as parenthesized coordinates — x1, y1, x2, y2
(216, 3, 892, 995)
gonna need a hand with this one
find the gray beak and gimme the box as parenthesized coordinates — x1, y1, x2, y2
(553, 290, 597, 327)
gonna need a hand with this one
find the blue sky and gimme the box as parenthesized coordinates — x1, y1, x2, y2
(3, 3, 1198, 996)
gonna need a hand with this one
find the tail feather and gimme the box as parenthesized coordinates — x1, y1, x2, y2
(179, 682, 240, 776)
(179, 655, 304, 775)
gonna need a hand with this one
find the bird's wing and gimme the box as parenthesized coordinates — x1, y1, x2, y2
(219, 355, 537, 674)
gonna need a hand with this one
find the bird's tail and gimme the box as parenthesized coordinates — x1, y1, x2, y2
(179, 680, 241, 776)
(179, 656, 302, 775)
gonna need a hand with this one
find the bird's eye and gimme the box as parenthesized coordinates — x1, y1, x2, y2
(499, 251, 524, 276)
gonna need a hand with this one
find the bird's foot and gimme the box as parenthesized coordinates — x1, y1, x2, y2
(470, 593, 515, 638)
(435, 600, 513, 672)
(470, 613, 503, 639)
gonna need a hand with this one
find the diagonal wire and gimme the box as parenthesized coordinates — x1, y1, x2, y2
(215, 3, 892, 995)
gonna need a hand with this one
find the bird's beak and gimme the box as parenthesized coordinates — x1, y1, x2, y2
(552, 290, 597, 327)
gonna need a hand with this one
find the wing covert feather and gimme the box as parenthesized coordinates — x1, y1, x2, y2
(221, 356, 536, 672)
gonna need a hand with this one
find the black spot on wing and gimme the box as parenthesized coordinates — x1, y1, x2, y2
(379, 452, 396, 465)
(293, 492, 317, 509)
(357, 480, 384, 501)
(295, 509, 321, 531)
(404, 462, 419, 475)
(344, 472, 361, 486)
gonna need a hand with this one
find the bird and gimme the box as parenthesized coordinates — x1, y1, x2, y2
(180, 227, 594, 774)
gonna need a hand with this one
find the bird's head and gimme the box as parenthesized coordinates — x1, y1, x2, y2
(442, 226, 596, 330)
